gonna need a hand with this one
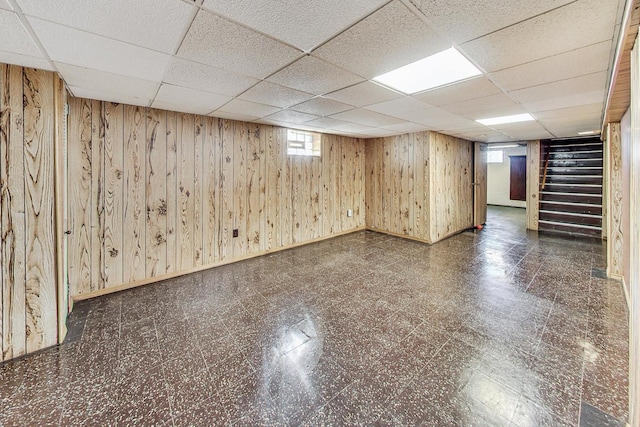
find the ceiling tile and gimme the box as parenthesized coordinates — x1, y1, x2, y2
(0, 1, 11, 10)
(151, 100, 213, 116)
(177, 10, 302, 79)
(200, 0, 388, 51)
(332, 122, 379, 133)
(238, 81, 314, 108)
(265, 110, 320, 124)
(502, 129, 555, 140)
(154, 84, 231, 114)
(215, 99, 280, 120)
(460, 0, 618, 72)
(28, 17, 171, 81)
(412, 77, 502, 106)
(364, 96, 428, 117)
(211, 111, 262, 123)
(0, 50, 53, 70)
(163, 58, 258, 97)
(291, 97, 354, 116)
(69, 86, 150, 108)
(489, 41, 612, 91)
(509, 71, 607, 104)
(534, 103, 603, 122)
(56, 62, 159, 102)
(304, 117, 352, 129)
(522, 90, 605, 113)
(382, 122, 431, 133)
(450, 129, 504, 142)
(441, 93, 523, 118)
(17, 0, 196, 53)
(409, 0, 573, 43)
(324, 81, 402, 107)
(544, 119, 602, 137)
(329, 108, 406, 127)
(267, 56, 364, 95)
(0, 9, 43, 58)
(313, 1, 449, 78)
(486, 120, 549, 133)
(356, 128, 399, 137)
(403, 107, 475, 128)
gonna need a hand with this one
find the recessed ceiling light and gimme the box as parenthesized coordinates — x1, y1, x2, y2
(372, 48, 482, 95)
(578, 130, 598, 135)
(476, 113, 535, 126)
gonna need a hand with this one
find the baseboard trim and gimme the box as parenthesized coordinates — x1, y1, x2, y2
(623, 277, 630, 312)
(365, 227, 432, 244)
(73, 226, 366, 302)
(365, 225, 472, 245)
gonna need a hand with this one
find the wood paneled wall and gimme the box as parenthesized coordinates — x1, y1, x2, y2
(606, 123, 624, 280)
(629, 37, 640, 427)
(526, 141, 541, 231)
(0, 65, 61, 361)
(365, 131, 473, 244)
(429, 133, 473, 242)
(67, 98, 365, 298)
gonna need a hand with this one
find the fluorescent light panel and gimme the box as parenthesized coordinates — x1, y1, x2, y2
(488, 144, 519, 149)
(372, 48, 482, 94)
(476, 113, 535, 126)
(578, 130, 599, 135)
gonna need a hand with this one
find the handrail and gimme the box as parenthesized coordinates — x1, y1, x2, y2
(541, 143, 551, 190)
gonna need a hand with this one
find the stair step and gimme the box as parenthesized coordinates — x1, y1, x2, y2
(541, 184, 602, 194)
(547, 143, 603, 152)
(546, 159, 603, 167)
(548, 152, 603, 160)
(544, 175, 602, 185)
(540, 192, 602, 204)
(539, 201, 602, 215)
(538, 220, 602, 237)
(539, 210, 602, 226)
(545, 167, 603, 176)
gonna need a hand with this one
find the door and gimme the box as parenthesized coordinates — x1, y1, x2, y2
(474, 142, 488, 225)
(509, 155, 527, 201)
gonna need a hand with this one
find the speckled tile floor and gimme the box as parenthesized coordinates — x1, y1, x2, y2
(0, 206, 629, 426)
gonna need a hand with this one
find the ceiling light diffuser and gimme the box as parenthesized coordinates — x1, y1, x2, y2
(372, 48, 482, 94)
(578, 130, 598, 135)
(476, 113, 535, 126)
(487, 144, 519, 149)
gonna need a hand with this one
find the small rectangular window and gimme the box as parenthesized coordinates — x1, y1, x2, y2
(287, 129, 321, 156)
(487, 150, 503, 163)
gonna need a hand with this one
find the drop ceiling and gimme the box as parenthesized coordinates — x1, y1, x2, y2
(0, 0, 626, 141)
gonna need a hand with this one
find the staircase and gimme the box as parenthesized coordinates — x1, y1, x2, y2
(538, 138, 603, 237)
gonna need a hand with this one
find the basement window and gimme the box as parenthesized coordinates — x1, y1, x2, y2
(287, 129, 321, 157)
(487, 150, 504, 163)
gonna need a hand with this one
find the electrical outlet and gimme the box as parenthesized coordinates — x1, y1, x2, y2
(232, 229, 239, 238)
(347, 209, 353, 217)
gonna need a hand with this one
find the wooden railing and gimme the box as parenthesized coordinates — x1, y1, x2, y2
(541, 143, 551, 190)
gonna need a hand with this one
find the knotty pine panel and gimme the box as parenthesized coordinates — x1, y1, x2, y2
(90, 100, 105, 290)
(365, 131, 473, 244)
(429, 132, 473, 243)
(526, 141, 540, 231)
(23, 68, 57, 353)
(606, 123, 624, 279)
(66, 100, 365, 299)
(145, 108, 167, 278)
(123, 105, 145, 283)
(1, 64, 61, 361)
(103, 102, 124, 286)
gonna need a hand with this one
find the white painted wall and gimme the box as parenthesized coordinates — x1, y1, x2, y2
(487, 146, 527, 208)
